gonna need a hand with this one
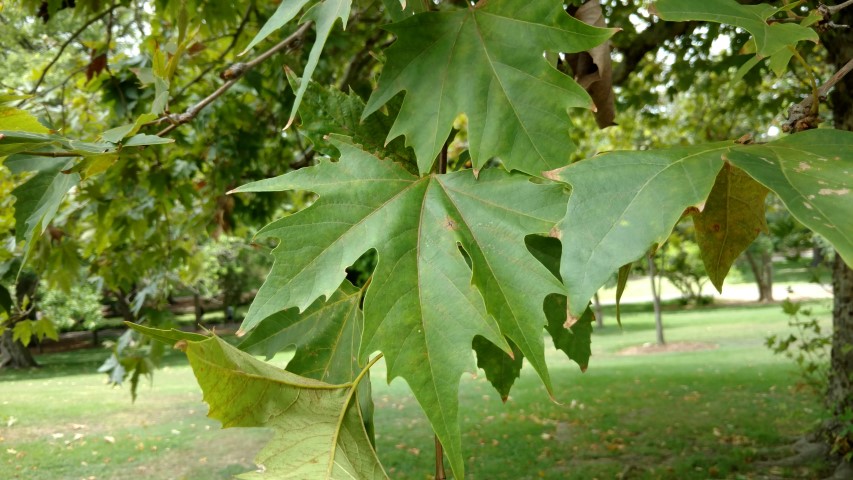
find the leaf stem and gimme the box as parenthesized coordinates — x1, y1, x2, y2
(352, 353, 383, 391)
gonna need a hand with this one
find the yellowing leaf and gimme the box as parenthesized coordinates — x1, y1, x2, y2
(693, 163, 769, 292)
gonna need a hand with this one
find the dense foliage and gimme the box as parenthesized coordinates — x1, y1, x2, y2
(2, 0, 852, 477)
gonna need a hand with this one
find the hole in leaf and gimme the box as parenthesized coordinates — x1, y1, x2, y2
(346, 249, 377, 288)
(525, 234, 561, 281)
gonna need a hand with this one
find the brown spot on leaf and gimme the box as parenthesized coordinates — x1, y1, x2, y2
(549, 226, 562, 240)
(443, 217, 458, 230)
(174, 340, 188, 352)
(795, 162, 812, 173)
(712, 223, 721, 232)
(542, 169, 562, 181)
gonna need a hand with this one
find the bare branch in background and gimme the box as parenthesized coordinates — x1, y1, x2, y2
(156, 22, 311, 137)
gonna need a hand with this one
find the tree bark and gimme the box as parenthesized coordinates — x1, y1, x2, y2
(821, 4, 853, 462)
(593, 292, 604, 329)
(648, 254, 665, 346)
(0, 328, 38, 369)
(745, 250, 774, 302)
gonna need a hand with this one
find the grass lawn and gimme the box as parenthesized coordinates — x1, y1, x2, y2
(1, 300, 833, 479)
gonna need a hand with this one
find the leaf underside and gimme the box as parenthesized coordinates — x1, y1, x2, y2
(184, 335, 387, 480)
(555, 129, 853, 317)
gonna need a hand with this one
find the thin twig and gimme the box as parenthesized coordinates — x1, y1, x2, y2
(18, 4, 119, 106)
(174, 5, 253, 100)
(156, 22, 311, 136)
(784, 58, 853, 132)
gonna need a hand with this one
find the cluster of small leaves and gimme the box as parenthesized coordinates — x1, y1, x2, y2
(766, 298, 830, 393)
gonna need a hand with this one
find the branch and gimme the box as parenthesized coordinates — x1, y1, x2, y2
(783, 57, 853, 132)
(156, 22, 312, 137)
(18, 4, 119, 106)
(173, 4, 253, 100)
(824, 0, 853, 16)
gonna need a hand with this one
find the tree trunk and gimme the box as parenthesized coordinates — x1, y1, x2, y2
(0, 328, 38, 369)
(648, 254, 665, 346)
(193, 292, 204, 326)
(593, 292, 604, 329)
(745, 250, 774, 302)
(821, 5, 853, 464)
(827, 256, 853, 439)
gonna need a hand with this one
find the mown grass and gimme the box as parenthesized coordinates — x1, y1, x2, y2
(1, 300, 832, 479)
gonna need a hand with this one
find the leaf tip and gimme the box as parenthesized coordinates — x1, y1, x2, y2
(501, 395, 509, 404)
(235, 329, 246, 338)
(579, 364, 588, 373)
(563, 315, 579, 329)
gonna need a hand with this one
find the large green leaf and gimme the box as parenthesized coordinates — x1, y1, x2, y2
(241, 0, 351, 127)
(363, 0, 615, 175)
(7, 155, 81, 265)
(553, 129, 853, 316)
(694, 163, 769, 291)
(233, 137, 569, 478)
(725, 130, 853, 268)
(652, 0, 817, 75)
(552, 142, 730, 316)
(179, 335, 386, 479)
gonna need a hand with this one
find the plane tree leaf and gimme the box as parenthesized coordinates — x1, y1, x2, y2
(552, 129, 853, 317)
(289, 76, 416, 171)
(693, 163, 769, 291)
(725, 129, 853, 268)
(652, 0, 818, 74)
(171, 334, 386, 479)
(241, 0, 351, 127)
(238, 282, 364, 384)
(6, 155, 81, 264)
(0, 105, 49, 134)
(552, 142, 730, 316)
(232, 136, 569, 478)
(363, 0, 615, 175)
